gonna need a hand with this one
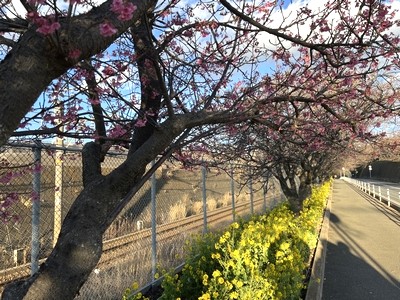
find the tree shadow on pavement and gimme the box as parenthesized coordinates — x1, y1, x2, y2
(322, 213, 400, 300)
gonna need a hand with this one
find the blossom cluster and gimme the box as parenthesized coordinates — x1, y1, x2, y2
(99, 0, 137, 37)
(27, 12, 60, 35)
(0, 157, 44, 223)
(0, 193, 20, 223)
(110, 0, 137, 21)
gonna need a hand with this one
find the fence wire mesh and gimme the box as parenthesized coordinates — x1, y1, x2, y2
(0, 143, 284, 299)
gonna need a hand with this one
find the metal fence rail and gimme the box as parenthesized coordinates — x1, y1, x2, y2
(342, 177, 400, 211)
(0, 142, 284, 298)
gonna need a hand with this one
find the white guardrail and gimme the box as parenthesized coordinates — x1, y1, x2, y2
(342, 177, 400, 210)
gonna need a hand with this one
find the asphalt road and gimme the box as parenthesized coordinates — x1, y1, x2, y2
(322, 180, 400, 300)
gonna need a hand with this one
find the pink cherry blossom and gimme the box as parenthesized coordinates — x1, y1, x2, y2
(102, 66, 115, 76)
(0, 193, 20, 223)
(99, 22, 118, 37)
(111, 0, 137, 21)
(27, 12, 61, 35)
(135, 118, 147, 127)
(109, 124, 128, 138)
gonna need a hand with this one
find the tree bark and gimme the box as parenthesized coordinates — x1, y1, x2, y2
(274, 165, 312, 213)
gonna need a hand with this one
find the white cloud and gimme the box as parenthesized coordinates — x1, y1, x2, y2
(6, 0, 107, 18)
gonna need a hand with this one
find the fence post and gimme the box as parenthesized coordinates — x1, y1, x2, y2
(202, 165, 208, 234)
(53, 146, 64, 247)
(249, 178, 254, 215)
(31, 144, 42, 275)
(372, 185, 375, 198)
(387, 189, 391, 207)
(379, 186, 382, 202)
(151, 160, 157, 281)
(230, 165, 235, 222)
(368, 183, 371, 194)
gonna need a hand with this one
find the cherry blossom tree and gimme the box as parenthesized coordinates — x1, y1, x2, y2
(203, 74, 394, 211)
(211, 120, 357, 212)
(1, 0, 400, 298)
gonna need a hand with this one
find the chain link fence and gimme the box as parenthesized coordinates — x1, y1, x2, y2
(0, 142, 285, 299)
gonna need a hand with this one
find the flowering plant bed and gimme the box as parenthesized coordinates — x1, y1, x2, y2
(124, 182, 331, 300)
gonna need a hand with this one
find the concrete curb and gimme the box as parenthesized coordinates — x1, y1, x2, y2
(305, 190, 332, 300)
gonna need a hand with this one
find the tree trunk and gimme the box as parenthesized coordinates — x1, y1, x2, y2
(274, 166, 313, 213)
(1, 6, 167, 298)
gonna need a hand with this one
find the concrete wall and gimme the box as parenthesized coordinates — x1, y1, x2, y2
(358, 160, 400, 183)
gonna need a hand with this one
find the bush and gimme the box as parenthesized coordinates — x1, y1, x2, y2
(124, 182, 330, 300)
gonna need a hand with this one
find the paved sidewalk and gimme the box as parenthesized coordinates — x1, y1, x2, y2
(322, 180, 400, 299)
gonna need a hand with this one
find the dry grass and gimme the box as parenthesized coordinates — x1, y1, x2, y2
(236, 193, 247, 203)
(191, 201, 203, 215)
(165, 201, 187, 223)
(219, 192, 232, 208)
(206, 198, 217, 211)
(78, 233, 188, 299)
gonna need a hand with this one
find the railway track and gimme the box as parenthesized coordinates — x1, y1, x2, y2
(0, 198, 267, 289)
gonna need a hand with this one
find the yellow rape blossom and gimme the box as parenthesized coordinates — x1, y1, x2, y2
(202, 274, 208, 286)
(211, 252, 220, 259)
(152, 182, 331, 300)
(229, 291, 239, 299)
(131, 282, 139, 290)
(231, 222, 239, 229)
(230, 249, 240, 260)
(212, 270, 221, 278)
(198, 293, 210, 300)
